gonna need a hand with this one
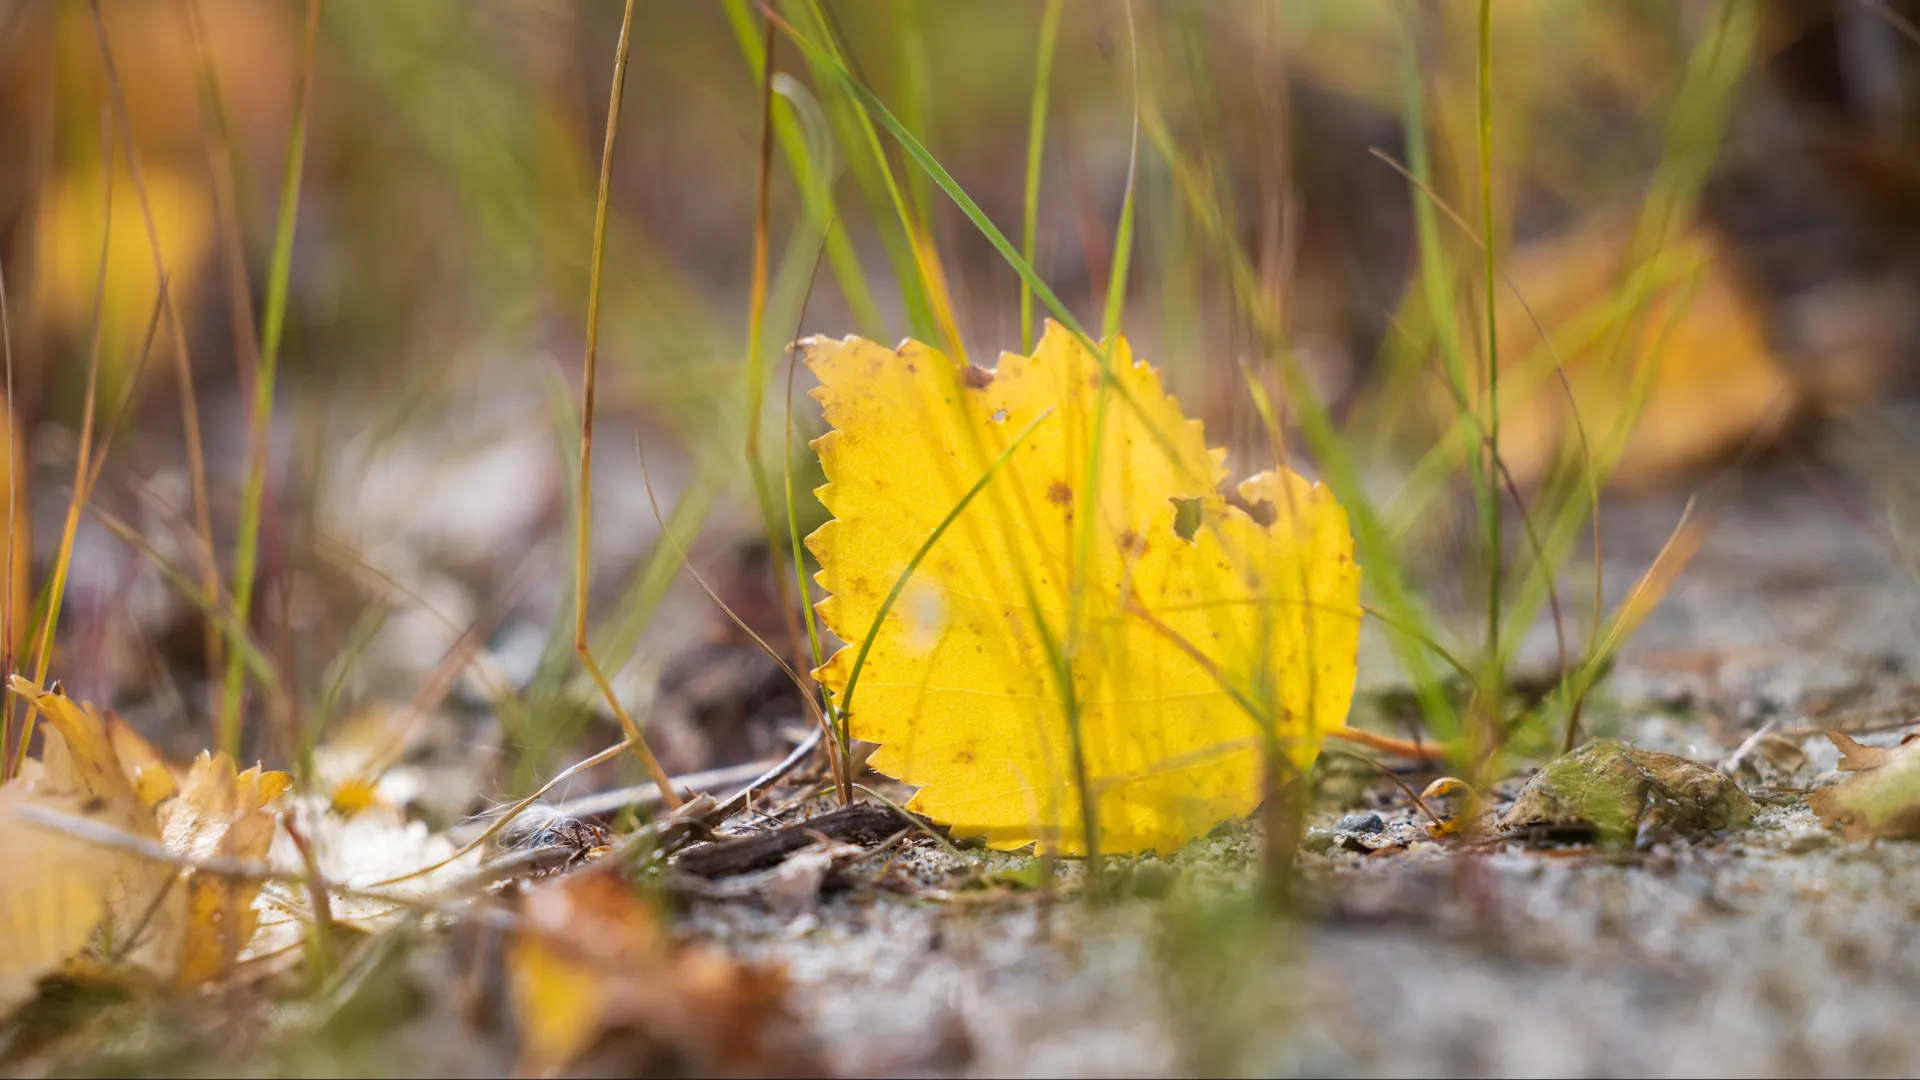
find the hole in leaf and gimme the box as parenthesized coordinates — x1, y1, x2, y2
(990, 408, 1008, 423)
(1172, 497, 1204, 542)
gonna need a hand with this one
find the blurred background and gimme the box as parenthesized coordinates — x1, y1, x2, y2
(3, 0, 1920, 799)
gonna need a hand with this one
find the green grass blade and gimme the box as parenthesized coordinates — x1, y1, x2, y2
(1475, 0, 1503, 755)
(720, 0, 888, 340)
(1101, 2, 1141, 342)
(220, 0, 324, 756)
(1021, 0, 1065, 352)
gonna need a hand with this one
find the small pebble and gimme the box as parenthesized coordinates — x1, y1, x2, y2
(1336, 812, 1386, 834)
(1783, 831, 1832, 854)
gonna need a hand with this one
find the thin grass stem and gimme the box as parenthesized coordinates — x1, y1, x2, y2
(219, 0, 324, 757)
(1475, 0, 1503, 767)
(572, 0, 682, 807)
(87, 0, 222, 707)
(743, 7, 810, 684)
(15, 116, 115, 776)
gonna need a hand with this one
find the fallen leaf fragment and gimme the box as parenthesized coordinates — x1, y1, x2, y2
(1809, 732, 1920, 840)
(0, 676, 289, 1006)
(0, 788, 120, 1014)
(1825, 730, 1900, 772)
(1419, 776, 1477, 837)
(106, 713, 183, 812)
(162, 754, 290, 988)
(805, 322, 1363, 855)
(508, 870, 798, 1076)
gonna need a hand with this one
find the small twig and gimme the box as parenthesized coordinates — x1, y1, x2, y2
(369, 737, 641, 888)
(555, 731, 826, 874)
(1321, 746, 1445, 829)
(1328, 726, 1448, 763)
(709, 727, 825, 822)
(283, 812, 335, 978)
(1718, 717, 1779, 777)
(480, 730, 820, 836)
(852, 782, 975, 867)
(1777, 714, 1920, 741)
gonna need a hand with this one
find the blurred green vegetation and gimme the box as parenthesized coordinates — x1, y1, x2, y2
(2, 0, 1916, 783)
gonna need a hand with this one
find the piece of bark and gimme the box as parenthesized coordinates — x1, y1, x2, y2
(671, 804, 916, 879)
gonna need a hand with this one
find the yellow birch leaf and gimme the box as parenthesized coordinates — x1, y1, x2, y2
(804, 322, 1362, 855)
(174, 811, 277, 990)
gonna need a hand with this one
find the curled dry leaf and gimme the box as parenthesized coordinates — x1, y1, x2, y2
(1419, 776, 1477, 838)
(0, 676, 289, 1009)
(1809, 731, 1920, 841)
(508, 869, 798, 1076)
(163, 754, 291, 988)
(805, 323, 1362, 855)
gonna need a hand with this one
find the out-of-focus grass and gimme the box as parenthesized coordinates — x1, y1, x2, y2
(6, 1, 1763, 849)
(0, 2, 1862, 1073)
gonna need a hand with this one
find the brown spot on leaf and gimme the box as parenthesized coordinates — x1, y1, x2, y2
(1047, 481, 1073, 506)
(962, 365, 994, 389)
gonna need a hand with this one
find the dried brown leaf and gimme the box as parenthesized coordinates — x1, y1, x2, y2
(1809, 735, 1920, 840)
(1827, 730, 1899, 772)
(3, 677, 289, 999)
(508, 869, 799, 1076)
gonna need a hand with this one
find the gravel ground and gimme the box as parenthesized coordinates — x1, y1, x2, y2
(673, 460, 1920, 1078)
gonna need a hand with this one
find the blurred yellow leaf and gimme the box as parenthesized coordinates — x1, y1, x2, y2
(32, 165, 213, 375)
(1450, 217, 1796, 487)
(804, 322, 1363, 855)
(510, 926, 617, 1076)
